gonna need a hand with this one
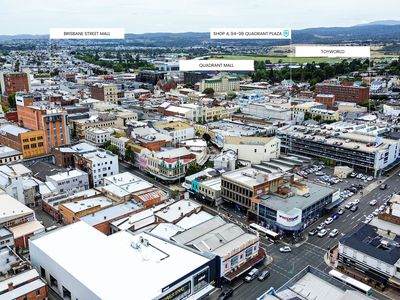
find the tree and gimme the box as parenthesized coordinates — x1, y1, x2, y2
(103, 140, 111, 148)
(227, 91, 237, 100)
(125, 146, 134, 162)
(7, 93, 16, 109)
(186, 164, 202, 176)
(106, 145, 119, 155)
(170, 189, 179, 200)
(203, 87, 214, 96)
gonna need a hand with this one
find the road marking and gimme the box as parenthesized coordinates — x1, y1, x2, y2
(303, 242, 327, 252)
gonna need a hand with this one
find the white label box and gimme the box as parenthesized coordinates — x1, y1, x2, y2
(210, 28, 291, 39)
(295, 46, 370, 58)
(50, 28, 125, 39)
(179, 60, 254, 71)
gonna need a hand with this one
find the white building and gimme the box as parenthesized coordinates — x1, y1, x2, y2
(84, 127, 113, 146)
(155, 121, 195, 144)
(110, 136, 130, 156)
(199, 75, 240, 93)
(75, 150, 119, 187)
(46, 170, 89, 194)
(29, 221, 218, 300)
(223, 136, 281, 164)
(214, 149, 237, 171)
(383, 104, 400, 117)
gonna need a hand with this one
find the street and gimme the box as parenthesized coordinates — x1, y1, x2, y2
(227, 171, 400, 300)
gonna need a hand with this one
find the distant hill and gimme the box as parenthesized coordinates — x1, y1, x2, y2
(1, 23, 400, 47)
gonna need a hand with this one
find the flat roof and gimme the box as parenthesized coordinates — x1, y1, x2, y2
(0, 146, 22, 158)
(222, 167, 283, 188)
(0, 124, 29, 136)
(155, 200, 201, 223)
(9, 220, 44, 239)
(0, 193, 33, 225)
(47, 169, 87, 182)
(29, 222, 211, 300)
(257, 181, 335, 213)
(61, 197, 113, 213)
(80, 201, 143, 226)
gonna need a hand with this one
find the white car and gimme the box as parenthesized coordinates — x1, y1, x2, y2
(373, 209, 380, 216)
(329, 229, 339, 237)
(367, 214, 374, 219)
(367, 176, 373, 181)
(353, 199, 360, 205)
(317, 223, 326, 230)
(369, 199, 377, 206)
(318, 229, 328, 237)
(280, 246, 292, 253)
(325, 217, 334, 225)
(379, 205, 386, 212)
(364, 217, 372, 224)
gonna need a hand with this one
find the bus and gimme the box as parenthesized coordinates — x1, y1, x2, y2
(329, 269, 373, 296)
(249, 223, 280, 242)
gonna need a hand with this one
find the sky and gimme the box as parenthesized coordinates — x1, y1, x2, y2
(1, 0, 399, 35)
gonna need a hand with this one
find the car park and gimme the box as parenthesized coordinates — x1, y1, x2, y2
(318, 229, 328, 237)
(369, 199, 377, 206)
(280, 246, 292, 253)
(325, 217, 334, 225)
(329, 229, 339, 237)
(218, 288, 234, 300)
(350, 205, 358, 212)
(309, 228, 318, 236)
(258, 270, 270, 281)
(244, 268, 259, 282)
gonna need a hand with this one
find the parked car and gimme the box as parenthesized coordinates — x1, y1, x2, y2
(218, 288, 234, 300)
(350, 205, 358, 212)
(353, 199, 360, 205)
(350, 172, 357, 178)
(317, 223, 326, 230)
(338, 208, 345, 215)
(318, 229, 328, 237)
(325, 217, 334, 225)
(244, 268, 259, 282)
(367, 176, 373, 181)
(380, 184, 388, 190)
(332, 214, 339, 221)
(329, 229, 339, 237)
(369, 199, 378, 206)
(373, 209, 380, 216)
(258, 270, 270, 281)
(309, 228, 318, 236)
(345, 202, 353, 209)
(279, 246, 292, 253)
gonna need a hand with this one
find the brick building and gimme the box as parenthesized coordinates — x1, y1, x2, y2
(315, 84, 369, 104)
(0, 72, 30, 96)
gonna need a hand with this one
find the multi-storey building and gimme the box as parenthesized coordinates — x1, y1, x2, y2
(0, 72, 30, 96)
(199, 75, 240, 93)
(74, 149, 119, 187)
(155, 121, 195, 144)
(0, 146, 23, 165)
(136, 70, 166, 85)
(46, 169, 89, 194)
(315, 83, 369, 104)
(223, 136, 281, 164)
(278, 125, 400, 175)
(16, 93, 70, 152)
(84, 127, 113, 146)
(90, 83, 118, 103)
(110, 136, 130, 156)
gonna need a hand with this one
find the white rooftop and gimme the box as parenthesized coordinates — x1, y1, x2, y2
(47, 169, 87, 182)
(0, 192, 33, 225)
(61, 197, 112, 213)
(29, 222, 210, 300)
(155, 200, 201, 223)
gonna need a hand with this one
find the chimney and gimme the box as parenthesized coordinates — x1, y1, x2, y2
(7, 282, 13, 291)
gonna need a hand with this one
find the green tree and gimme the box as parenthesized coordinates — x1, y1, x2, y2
(7, 93, 16, 109)
(186, 164, 202, 176)
(106, 145, 119, 155)
(125, 146, 134, 162)
(203, 87, 215, 96)
(227, 91, 237, 99)
(170, 189, 180, 200)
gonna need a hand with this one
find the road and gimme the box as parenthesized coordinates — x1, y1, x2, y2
(229, 172, 400, 300)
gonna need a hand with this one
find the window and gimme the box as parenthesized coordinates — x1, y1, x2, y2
(36, 290, 41, 296)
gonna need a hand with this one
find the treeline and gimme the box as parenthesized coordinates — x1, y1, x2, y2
(75, 52, 157, 72)
(251, 59, 372, 86)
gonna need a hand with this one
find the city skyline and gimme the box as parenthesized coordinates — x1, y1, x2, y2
(1, 0, 399, 35)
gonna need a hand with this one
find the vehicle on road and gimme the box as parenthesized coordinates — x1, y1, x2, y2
(367, 176, 373, 181)
(329, 229, 339, 237)
(367, 214, 374, 219)
(373, 209, 380, 216)
(350, 205, 358, 212)
(353, 199, 360, 205)
(329, 270, 372, 296)
(244, 268, 259, 282)
(325, 217, 333, 225)
(338, 208, 345, 215)
(318, 229, 328, 237)
(309, 228, 318, 236)
(369, 199, 377, 206)
(317, 223, 326, 230)
(379, 205, 386, 212)
(364, 217, 372, 224)
(249, 223, 280, 243)
(258, 270, 270, 281)
(332, 214, 339, 221)
(380, 184, 388, 190)
(279, 246, 292, 253)
(345, 202, 353, 209)
(218, 288, 234, 300)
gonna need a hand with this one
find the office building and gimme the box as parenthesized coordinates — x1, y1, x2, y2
(199, 75, 240, 93)
(0, 72, 30, 96)
(29, 221, 219, 300)
(46, 169, 89, 194)
(136, 70, 165, 85)
(84, 127, 113, 146)
(315, 83, 369, 104)
(155, 121, 195, 144)
(90, 83, 118, 103)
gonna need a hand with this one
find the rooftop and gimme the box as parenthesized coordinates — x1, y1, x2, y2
(0, 146, 22, 159)
(29, 221, 211, 300)
(222, 167, 283, 188)
(0, 124, 29, 137)
(339, 223, 400, 265)
(155, 199, 201, 223)
(47, 169, 87, 182)
(61, 197, 113, 213)
(0, 192, 34, 225)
